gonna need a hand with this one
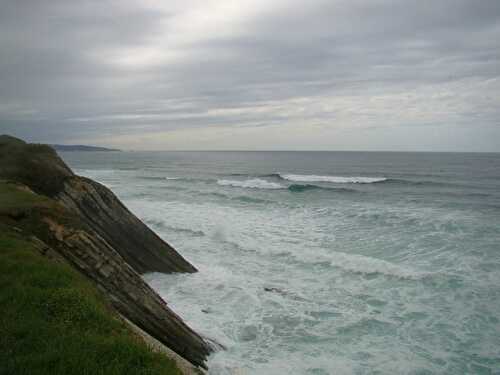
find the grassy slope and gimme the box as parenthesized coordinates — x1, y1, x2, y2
(0, 181, 182, 375)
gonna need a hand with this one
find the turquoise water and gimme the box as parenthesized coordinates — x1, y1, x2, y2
(61, 151, 500, 374)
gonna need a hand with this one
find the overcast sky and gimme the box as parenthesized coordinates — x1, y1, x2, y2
(1, 0, 500, 151)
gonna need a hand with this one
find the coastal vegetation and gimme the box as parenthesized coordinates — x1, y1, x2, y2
(0, 135, 210, 373)
(0, 222, 181, 375)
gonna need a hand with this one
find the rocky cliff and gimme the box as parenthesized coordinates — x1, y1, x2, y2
(0, 135, 211, 369)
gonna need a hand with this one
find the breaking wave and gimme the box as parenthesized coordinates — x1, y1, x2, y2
(217, 179, 360, 193)
(224, 173, 458, 188)
(280, 174, 387, 184)
(312, 251, 430, 280)
(141, 176, 181, 181)
(217, 179, 284, 189)
(144, 219, 206, 237)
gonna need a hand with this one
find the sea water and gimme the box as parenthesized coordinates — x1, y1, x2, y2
(60, 151, 500, 374)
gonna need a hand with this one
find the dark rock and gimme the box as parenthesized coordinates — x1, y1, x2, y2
(57, 176, 197, 274)
(264, 287, 284, 294)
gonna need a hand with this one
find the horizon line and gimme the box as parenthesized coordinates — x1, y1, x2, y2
(62, 148, 500, 154)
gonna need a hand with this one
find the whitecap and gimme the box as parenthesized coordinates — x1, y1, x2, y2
(326, 251, 428, 280)
(217, 178, 284, 190)
(280, 174, 387, 184)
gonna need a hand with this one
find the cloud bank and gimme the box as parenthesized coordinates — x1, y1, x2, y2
(1, 0, 499, 151)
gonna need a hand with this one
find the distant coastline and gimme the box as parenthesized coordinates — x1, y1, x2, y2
(51, 144, 121, 152)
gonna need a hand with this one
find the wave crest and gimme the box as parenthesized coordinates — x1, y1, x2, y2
(217, 179, 284, 190)
(312, 251, 429, 280)
(336, 254, 428, 280)
(280, 174, 387, 184)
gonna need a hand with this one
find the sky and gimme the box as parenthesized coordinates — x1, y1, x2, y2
(1, 0, 500, 151)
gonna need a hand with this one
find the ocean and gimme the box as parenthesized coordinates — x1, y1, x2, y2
(60, 151, 500, 375)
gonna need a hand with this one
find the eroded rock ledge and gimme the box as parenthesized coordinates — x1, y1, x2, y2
(0, 135, 212, 369)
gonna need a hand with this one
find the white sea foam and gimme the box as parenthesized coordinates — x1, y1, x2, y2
(280, 174, 387, 184)
(217, 178, 284, 189)
(326, 251, 428, 280)
(63, 151, 499, 375)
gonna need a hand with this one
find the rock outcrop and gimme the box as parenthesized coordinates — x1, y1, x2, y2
(0, 135, 212, 369)
(58, 176, 197, 274)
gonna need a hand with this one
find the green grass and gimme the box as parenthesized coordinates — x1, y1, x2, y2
(0, 181, 49, 210)
(0, 228, 182, 375)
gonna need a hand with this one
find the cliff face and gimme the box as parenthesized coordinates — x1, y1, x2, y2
(58, 176, 197, 274)
(0, 135, 211, 369)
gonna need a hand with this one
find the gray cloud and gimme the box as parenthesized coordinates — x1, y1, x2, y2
(1, 0, 499, 150)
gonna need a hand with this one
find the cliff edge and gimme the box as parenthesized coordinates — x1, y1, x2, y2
(0, 135, 211, 369)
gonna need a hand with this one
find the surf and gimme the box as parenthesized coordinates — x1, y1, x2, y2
(279, 174, 387, 184)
